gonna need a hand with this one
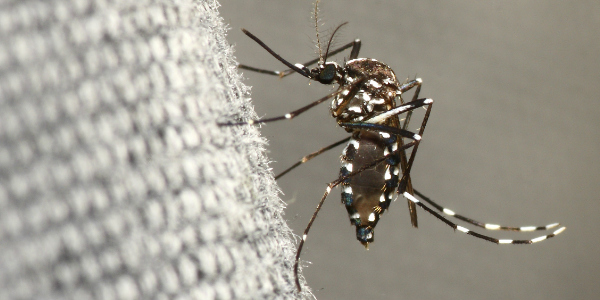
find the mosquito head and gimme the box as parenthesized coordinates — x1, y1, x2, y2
(311, 62, 342, 85)
(356, 225, 375, 248)
(310, 20, 349, 85)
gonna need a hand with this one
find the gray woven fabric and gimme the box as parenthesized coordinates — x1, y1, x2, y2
(0, 0, 307, 299)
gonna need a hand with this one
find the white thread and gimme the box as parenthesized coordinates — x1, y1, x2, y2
(365, 104, 414, 124)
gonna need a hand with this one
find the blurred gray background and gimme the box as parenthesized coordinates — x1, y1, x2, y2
(220, 1, 599, 299)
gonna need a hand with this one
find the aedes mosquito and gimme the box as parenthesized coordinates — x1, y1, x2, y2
(220, 10, 565, 292)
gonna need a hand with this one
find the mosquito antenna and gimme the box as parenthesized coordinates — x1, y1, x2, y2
(313, 0, 323, 64)
(323, 22, 349, 62)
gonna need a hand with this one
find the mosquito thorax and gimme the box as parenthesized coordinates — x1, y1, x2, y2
(331, 58, 400, 124)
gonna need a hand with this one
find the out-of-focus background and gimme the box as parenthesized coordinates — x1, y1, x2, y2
(221, 1, 599, 299)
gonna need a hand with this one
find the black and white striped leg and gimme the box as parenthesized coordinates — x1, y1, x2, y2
(240, 29, 311, 77)
(294, 141, 418, 292)
(397, 78, 423, 227)
(218, 77, 366, 126)
(402, 192, 566, 244)
(397, 98, 433, 196)
(238, 27, 361, 78)
(399, 80, 530, 234)
(275, 137, 351, 180)
(396, 78, 423, 133)
(399, 78, 422, 98)
(239, 39, 361, 77)
(335, 98, 433, 144)
(362, 98, 432, 127)
(413, 189, 561, 232)
(338, 122, 423, 141)
(218, 90, 334, 126)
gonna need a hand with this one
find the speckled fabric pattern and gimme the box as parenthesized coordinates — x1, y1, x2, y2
(0, 0, 307, 299)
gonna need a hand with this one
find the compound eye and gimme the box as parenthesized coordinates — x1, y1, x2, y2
(319, 64, 336, 83)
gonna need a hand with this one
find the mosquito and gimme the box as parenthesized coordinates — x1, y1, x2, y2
(219, 5, 565, 292)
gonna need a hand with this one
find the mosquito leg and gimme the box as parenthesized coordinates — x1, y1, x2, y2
(402, 192, 566, 244)
(338, 122, 422, 141)
(275, 137, 351, 180)
(239, 28, 360, 78)
(412, 189, 561, 232)
(348, 39, 361, 59)
(361, 98, 432, 124)
(241, 29, 311, 78)
(398, 98, 432, 194)
(218, 89, 337, 126)
(219, 77, 365, 126)
(396, 78, 423, 227)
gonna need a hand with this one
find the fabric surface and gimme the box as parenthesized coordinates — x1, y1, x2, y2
(0, 0, 308, 299)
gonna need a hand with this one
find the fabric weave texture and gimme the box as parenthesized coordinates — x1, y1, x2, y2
(0, 0, 307, 299)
